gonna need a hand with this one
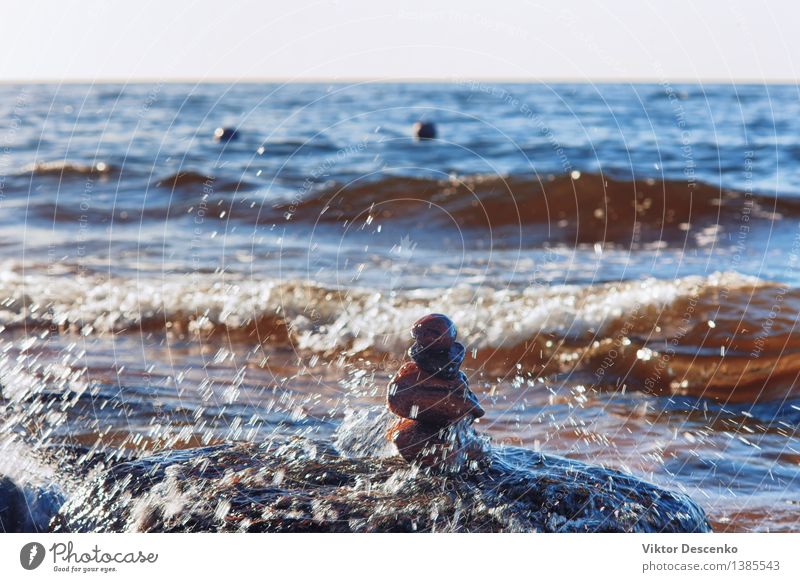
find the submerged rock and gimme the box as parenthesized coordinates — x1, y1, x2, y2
(52, 438, 711, 533)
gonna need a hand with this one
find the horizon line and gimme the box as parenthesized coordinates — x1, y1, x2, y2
(1, 76, 800, 86)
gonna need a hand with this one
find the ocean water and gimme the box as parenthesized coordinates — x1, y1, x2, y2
(1, 81, 799, 531)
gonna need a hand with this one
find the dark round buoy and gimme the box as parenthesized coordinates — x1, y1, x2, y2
(213, 127, 238, 143)
(413, 121, 437, 140)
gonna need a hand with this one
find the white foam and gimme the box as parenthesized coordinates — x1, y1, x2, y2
(0, 263, 763, 354)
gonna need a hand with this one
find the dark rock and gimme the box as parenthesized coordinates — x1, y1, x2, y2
(409, 341, 465, 378)
(387, 362, 484, 424)
(51, 438, 712, 533)
(213, 127, 238, 142)
(413, 121, 437, 140)
(411, 313, 456, 349)
(0, 476, 26, 532)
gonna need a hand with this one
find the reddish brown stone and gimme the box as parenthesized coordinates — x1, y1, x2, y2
(387, 361, 484, 424)
(386, 418, 458, 466)
(411, 313, 457, 350)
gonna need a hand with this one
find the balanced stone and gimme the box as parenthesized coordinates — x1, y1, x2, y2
(387, 418, 458, 466)
(36, 319, 713, 532)
(408, 341, 465, 378)
(388, 363, 483, 424)
(44, 317, 711, 533)
(411, 313, 456, 349)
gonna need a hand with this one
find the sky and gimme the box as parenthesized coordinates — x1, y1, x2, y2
(2, 0, 800, 82)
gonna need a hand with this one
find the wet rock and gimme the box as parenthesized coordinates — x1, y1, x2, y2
(387, 417, 487, 467)
(51, 438, 711, 533)
(0, 476, 26, 532)
(409, 341, 465, 378)
(413, 121, 437, 140)
(387, 418, 458, 465)
(411, 313, 456, 349)
(388, 363, 483, 424)
(0, 473, 58, 533)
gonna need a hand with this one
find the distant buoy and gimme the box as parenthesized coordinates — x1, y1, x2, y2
(213, 127, 238, 143)
(413, 121, 437, 140)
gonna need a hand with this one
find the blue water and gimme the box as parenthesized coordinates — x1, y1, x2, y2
(3, 82, 800, 190)
(1, 82, 800, 285)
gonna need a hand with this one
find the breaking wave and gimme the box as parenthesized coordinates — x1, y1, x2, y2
(19, 160, 115, 177)
(1, 266, 798, 401)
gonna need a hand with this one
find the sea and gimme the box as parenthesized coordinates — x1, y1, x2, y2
(1, 81, 799, 531)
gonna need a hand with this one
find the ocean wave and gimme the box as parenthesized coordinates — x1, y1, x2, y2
(16, 171, 795, 248)
(0, 265, 723, 339)
(19, 160, 115, 177)
(0, 267, 778, 349)
(1, 266, 797, 400)
(151, 171, 250, 192)
(273, 172, 792, 245)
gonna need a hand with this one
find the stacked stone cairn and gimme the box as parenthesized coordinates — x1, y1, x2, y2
(386, 314, 485, 467)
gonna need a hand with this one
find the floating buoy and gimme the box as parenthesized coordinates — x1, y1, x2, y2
(213, 127, 238, 143)
(412, 121, 437, 140)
